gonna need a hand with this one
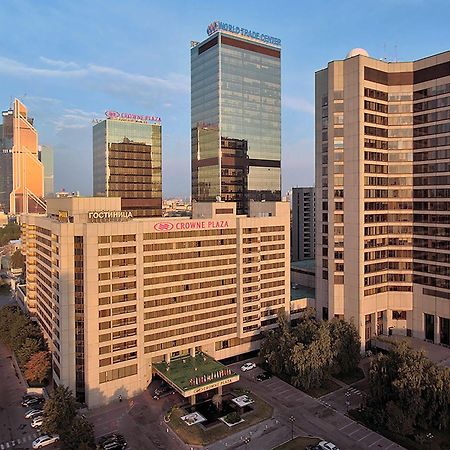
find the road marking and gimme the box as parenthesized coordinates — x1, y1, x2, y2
(359, 431, 374, 441)
(339, 422, 354, 431)
(368, 437, 383, 447)
(348, 427, 365, 436)
(384, 443, 395, 449)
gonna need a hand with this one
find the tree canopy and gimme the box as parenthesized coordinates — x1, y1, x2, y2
(62, 416, 96, 450)
(43, 386, 95, 449)
(43, 385, 79, 435)
(10, 249, 25, 271)
(367, 341, 450, 435)
(25, 351, 51, 384)
(0, 305, 47, 375)
(260, 312, 360, 391)
(0, 223, 20, 246)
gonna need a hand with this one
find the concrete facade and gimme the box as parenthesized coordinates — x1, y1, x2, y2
(316, 50, 450, 349)
(291, 187, 315, 261)
(22, 197, 290, 407)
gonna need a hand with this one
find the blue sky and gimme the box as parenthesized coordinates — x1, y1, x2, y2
(1, 0, 450, 197)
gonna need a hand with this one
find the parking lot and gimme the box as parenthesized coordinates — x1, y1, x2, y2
(88, 382, 186, 450)
(0, 343, 60, 450)
(226, 360, 404, 450)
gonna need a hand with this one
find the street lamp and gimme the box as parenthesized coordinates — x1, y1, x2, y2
(289, 415, 295, 441)
(244, 436, 251, 450)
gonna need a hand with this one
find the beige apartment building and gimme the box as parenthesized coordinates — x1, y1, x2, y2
(316, 49, 450, 349)
(22, 197, 289, 407)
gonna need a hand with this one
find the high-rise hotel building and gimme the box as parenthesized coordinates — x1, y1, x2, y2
(0, 99, 45, 214)
(22, 197, 289, 406)
(316, 49, 450, 348)
(191, 21, 281, 215)
(93, 112, 162, 217)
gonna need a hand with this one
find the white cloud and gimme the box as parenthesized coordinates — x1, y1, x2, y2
(282, 95, 314, 115)
(0, 56, 86, 78)
(53, 108, 101, 132)
(40, 56, 79, 69)
(0, 56, 189, 95)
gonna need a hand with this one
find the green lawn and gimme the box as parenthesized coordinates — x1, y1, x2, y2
(274, 436, 320, 449)
(168, 391, 273, 446)
(334, 367, 365, 385)
(303, 378, 341, 398)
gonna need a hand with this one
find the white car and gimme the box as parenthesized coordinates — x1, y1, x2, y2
(318, 441, 340, 450)
(31, 416, 44, 428)
(32, 434, 59, 449)
(241, 362, 256, 372)
(25, 408, 44, 419)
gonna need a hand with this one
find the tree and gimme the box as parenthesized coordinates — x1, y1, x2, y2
(25, 351, 50, 384)
(62, 415, 95, 450)
(260, 312, 295, 377)
(16, 337, 41, 369)
(367, 340, 450, 433)
(327, 318, 360, 376)
(385, 400, 414, 436)
(291, 322, 332, 390)
(10, 249, 25, 271)
(43, 385, 79, 435)
(0, 223, 20, 246)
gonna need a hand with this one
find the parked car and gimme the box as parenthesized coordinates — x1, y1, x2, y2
(31, 416, 44, 428)
(241, 362, 256, 372)
(99, 433, 127, 449)
(22, 396, 44, 408)
(256, 371, 272, 381)
(32, 434, 59, 449)
(317, 441, 340, 450)
(24, 408, 44, 419)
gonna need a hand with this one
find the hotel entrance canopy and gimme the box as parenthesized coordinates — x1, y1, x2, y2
(152, 352, 239, 398)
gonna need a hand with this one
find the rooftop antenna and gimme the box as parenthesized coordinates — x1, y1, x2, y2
(383, 43, 387, 61)
(394, 44, 398, 62)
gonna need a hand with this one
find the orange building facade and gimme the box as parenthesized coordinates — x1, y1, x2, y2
(0, 99, 45, 215)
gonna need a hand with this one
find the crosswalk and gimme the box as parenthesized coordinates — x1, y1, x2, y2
(0, 432, 41, 449)
(347, 386, 363, 396)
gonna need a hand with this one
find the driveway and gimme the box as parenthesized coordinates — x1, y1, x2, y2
(217, 360, 405, 450)
(88, 384, 188, 450)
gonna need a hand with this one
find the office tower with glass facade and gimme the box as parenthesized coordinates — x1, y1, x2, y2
(191, 23, 281, 215)
(39, 145, 54, 197)
(316, 49, 450, 349)
(0, 99, 45, 214)
(93, 115, 162, 217)
(292, 187, 315, 261)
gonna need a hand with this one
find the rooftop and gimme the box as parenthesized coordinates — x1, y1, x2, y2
(153, 352, 239, 397)
(291, 285, 315, 301)
(291, 259, 315, 274)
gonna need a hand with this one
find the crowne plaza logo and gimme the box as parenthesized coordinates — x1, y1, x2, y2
(153, 222, 174, 231)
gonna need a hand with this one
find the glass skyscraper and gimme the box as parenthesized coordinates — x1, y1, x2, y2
(39, 145, 54, 197)
(93, 117, 162, 217)
(191, 25, 281, 214)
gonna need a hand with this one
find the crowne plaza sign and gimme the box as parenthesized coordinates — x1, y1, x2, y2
(153, 219, 229, 232)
